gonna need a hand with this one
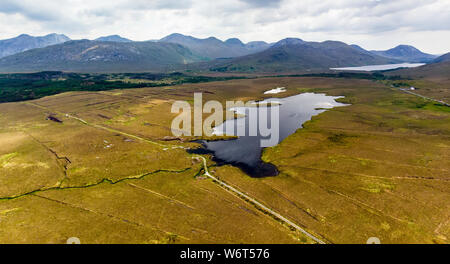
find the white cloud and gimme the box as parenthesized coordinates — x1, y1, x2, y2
(0, 0, 448, 54)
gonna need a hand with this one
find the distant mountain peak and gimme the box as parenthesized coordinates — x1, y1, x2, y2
(165, 33, 187, 38)
(395, 44, 417, 48)
(274, 38, 305, 47)
(160, 33, 270, 59)
(95, 35, 132, 42)
(371, 45, 437, 63)
(389, 45, 421, 53)
(225, 38, 244, 46)
(44, 33, 71, 42)
(321, 40, 347, 46)
(0, 33, 71, 58)
(160, 33, 198, 43)
(45, 33, 64, 37)
(247, 41, 268, 45)
(206, 36, 221, 41)
(246, 41, 270, 50)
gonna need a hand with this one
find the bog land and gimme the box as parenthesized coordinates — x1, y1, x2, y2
(0, 75, 448, 243)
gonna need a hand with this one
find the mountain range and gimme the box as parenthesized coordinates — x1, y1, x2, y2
(0, 40, 202, 72)
(371, 45, 438, 63)
(194, 38, 398, 73)
(159, 33, 271, 59)
(0, 33, 445, 73)
(0, 33, 70, 58)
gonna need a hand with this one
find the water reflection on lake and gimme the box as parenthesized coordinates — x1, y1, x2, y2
(330, 63, 425, 71)
(189, 93, 348, 178)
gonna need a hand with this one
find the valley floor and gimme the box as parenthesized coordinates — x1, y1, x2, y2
(0, 77, 448, 243)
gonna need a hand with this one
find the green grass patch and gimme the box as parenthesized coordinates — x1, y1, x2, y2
(0, 152, 19, 165)
(422, 103, 450, 113)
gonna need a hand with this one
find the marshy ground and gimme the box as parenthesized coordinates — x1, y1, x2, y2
(0, 77, 448, 243)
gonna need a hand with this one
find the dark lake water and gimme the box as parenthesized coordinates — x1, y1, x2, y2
(189, 93, 347, 178)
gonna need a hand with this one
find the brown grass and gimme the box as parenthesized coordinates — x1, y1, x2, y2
(0, 76, 448, 243)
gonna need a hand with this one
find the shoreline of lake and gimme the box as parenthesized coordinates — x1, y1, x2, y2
(330, 63, 425, 71)
(189, 92, 348, 178)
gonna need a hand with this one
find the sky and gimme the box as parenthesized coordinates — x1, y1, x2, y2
(0, 0, 449, 54)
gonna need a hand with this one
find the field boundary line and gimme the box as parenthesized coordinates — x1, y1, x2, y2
(193, 155, 327, 244)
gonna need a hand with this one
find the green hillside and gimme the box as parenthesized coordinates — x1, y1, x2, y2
(195, 39, 398, 73)
(0, 40, 204, 73)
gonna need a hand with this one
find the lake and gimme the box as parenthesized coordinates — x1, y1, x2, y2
(330, 63, 425, 71)
(189, 93, 348, 178)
